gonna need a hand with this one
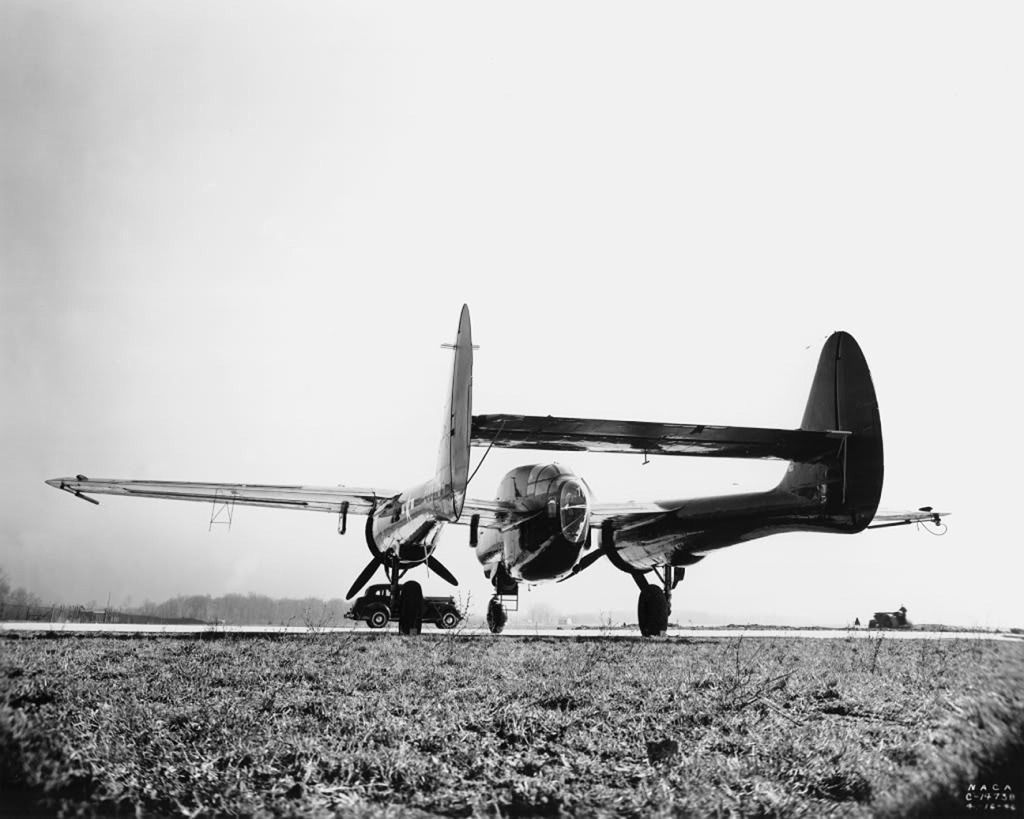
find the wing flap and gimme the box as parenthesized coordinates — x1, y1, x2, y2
(45, 477, 389, 515)
(471, 414, 848, 461)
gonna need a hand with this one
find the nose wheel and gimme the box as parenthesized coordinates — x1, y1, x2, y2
(486, 596, 507, 634)
(486, 564, 517, 634)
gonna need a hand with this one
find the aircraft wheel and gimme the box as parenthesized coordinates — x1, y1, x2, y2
(638, 583, 669, 637)
(366, 607, 389, 629)
(486, 597, 507, 634)
(438, 611, 459, 630)
(398, 581, 423, 635)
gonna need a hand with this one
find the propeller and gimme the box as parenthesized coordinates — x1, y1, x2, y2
(558, 543, 608, 582)
(348, 496, 461, 598)
(426, 555, 459, 587)
(554, 477, 603, 584)
(346, 555, 385, 600)
(558, 510, 617, 583)
(348, 542, 460, 599)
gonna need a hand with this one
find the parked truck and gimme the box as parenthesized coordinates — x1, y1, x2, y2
(345, 583, 463, 630)
(868, 606, 910, 629)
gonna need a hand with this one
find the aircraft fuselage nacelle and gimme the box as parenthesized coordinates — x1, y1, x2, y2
(475, 463, 592, 583)
(368, 478, 456, 565)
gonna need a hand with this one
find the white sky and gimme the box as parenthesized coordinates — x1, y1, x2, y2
(2, 1, 1021, 627)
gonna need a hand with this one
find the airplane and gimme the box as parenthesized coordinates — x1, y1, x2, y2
(46, 305, 946, 636)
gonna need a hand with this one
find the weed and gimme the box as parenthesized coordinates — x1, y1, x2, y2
(0, 635, 1021, 816)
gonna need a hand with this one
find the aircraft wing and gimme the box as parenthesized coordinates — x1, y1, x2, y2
(587, 501, 950, 538)
(584, 500, 676, 527)
(867, 507, 949, 529)
(458, 497, 530, 531)
(44, 476, 392, 516)
(471, 414, 849, 461)
(45, 475, 558, 532)
(458, 496, 683, 536)
(578, 500, 949, 574)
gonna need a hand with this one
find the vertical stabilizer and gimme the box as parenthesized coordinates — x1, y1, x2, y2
(777, 332, 883, 531)
(436, 305, 473, 520)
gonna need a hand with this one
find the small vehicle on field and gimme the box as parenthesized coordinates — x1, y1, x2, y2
(345, 583, 463, 630)
(868, 606, 910, 629)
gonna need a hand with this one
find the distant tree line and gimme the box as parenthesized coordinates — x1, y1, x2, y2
(0, 568, 43, 611)
(136, 593, 352, 626)
(0, 568, 354, 626)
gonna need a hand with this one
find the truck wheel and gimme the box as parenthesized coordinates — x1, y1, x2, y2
(399, 581, 423, 635)
(367, 608, 389, 629)
(438, 611, 459, 630)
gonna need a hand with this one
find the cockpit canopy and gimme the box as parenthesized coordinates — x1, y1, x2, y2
(524, 463, 573, 497)
(497, 463, 592, 545)
(558, 478, 590, 544)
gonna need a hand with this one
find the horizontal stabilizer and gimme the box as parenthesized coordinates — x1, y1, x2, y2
(471, 414, 849, 462)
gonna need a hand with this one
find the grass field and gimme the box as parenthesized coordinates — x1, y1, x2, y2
(1, 632, 1022, 817)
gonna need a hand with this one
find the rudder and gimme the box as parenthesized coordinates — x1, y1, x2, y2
(436, 304, 473, 520)
(777, 332, 883, 532)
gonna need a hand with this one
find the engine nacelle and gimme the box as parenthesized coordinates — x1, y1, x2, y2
(475, 463, 592, 583)
(366, 480, 449, 569)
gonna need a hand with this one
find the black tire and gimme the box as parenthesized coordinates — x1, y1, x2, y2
(398, 581, 423, 635)
(437, 611, 459, 630)
(486, 597, 507, 634)
(366, 607, 389, 629)
(638, 583, 669, 637)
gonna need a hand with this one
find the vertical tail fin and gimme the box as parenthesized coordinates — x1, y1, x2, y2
(436, 304, 473, 520)
(777, 331, 883, 532)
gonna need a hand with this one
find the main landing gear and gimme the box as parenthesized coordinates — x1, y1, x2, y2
(398, 580, 423, 635)
(487, 565, 518, 634)
(635, 566, 683, 637)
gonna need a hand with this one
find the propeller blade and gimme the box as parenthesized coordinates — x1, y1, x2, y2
(346, 555, 385, 599)
(575, 548, 608, 573)
(426, 555, 459, 587)
(557, 548, 607, 582)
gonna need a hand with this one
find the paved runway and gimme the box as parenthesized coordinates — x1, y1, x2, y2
(2, 621, 1020, 641)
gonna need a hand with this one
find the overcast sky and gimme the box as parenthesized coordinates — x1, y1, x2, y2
(2, 1, 1021, 627)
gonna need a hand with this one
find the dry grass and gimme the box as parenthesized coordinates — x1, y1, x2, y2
(1, 633, 1022, 816)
